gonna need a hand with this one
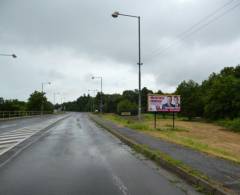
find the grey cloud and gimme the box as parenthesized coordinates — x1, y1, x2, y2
(0, 0, 240, 100)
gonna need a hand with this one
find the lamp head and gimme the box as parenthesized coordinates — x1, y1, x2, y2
(112, 11, 119, 18)
(12, 54, 17, 58)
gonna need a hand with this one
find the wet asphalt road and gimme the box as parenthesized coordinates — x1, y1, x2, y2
(0, 113, 199, 195)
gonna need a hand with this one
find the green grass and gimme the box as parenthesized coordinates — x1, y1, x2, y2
(102, 113, 151, 131)
(217, 118, 240, 132)
(127, 123, 149, 130)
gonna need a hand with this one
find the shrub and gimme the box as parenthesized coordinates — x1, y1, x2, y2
(117, 99, 137, 115)
(217, 118, 240, 132)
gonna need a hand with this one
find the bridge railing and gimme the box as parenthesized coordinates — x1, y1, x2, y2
(0, 111, 53, 120)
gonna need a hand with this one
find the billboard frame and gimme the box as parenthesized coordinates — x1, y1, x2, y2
(147, 94, 181, 129)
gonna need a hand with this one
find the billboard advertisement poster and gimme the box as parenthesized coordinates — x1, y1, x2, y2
(148, 95, 181, 112)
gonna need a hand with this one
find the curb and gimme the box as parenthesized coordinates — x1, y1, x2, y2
(0, 114, 70, 168)
(90, 114, 235, 195)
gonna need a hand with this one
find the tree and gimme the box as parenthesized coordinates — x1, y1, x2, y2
(141, 87, 153, 112)
(122, 90, 138, 104)
(27, 91, 53, 112)
(103, 94, 122, 113)
(176, 80, 203, 120)
(76, 94, 91, 112)
(0, 99, 26, 111)
(203, 75, 240, 119)
(156, 89, 164, 94)
(117, 99, 138, 115)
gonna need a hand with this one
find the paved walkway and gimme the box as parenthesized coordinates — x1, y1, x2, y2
(92, 115, 240, 193)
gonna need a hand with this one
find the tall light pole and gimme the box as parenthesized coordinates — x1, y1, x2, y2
(112, 11, 143, 120)
(53, 92, 60, 105)
(91, 76, 103, 113)
(60, 96, 65, 111)
(0, 53, 17, 58)
(88, 89, 98, 112)
(41, 82, 51, 115)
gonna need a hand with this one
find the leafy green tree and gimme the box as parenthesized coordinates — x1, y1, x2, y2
(122, 90, 138, 104)
(76, 94, 91, 112)
(0, 99, 26, 111)
(141, 87, 153, 112)
(156, 90, 164, 94)
(117, 99, 138, 115)
(176, 80, 203, 120)
(27, 91, 45, 111)
(27, 91, 53, 112)
(203, 75, 240, 119)
(103, 94, 122, 113)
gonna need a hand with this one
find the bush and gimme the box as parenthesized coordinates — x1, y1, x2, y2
(117, 99, 137, 115)
(217, 118, 240, 132)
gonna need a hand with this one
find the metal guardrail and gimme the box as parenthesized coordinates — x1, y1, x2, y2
(0, 111, 53, 120)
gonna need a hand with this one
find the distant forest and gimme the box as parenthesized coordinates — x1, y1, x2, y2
(63, 65, 240, 120)
(1, 65, 239, 121)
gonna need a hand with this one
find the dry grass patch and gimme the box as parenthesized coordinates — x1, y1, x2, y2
(144, 119, 240, 163)
(102, 114, 240, 163)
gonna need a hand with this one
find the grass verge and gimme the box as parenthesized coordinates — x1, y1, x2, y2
(101, 113, 240, 164)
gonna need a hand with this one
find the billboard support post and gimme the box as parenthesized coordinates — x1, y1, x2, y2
(172, 112, 175, 129)
(154, 112, 157, 129)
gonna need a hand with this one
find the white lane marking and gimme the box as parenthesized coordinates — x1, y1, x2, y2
(112, 175, 130, 195)
(0, 140, 19, 145)
(0, 136, 25, 141)
(0, 143, 12, 149)
(87, 139, 131, 195)
(0, 124, 17, 129)
(0, 134, 32, 139)
(0, 133, 33, 137)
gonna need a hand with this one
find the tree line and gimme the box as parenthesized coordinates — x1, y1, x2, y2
(63, 65, 240, 120)
(0, 91, 54, 112)
(1, 65, 239, 121)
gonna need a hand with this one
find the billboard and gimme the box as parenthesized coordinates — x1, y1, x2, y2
(148, 95, 181, 112)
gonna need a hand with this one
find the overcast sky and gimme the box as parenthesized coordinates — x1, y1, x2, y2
(1, 0, 240, 103)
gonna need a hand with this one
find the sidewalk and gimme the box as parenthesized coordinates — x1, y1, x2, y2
(91, 115, 240, 194)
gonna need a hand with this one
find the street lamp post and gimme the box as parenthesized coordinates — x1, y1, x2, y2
(112, 11, 143, 120)
(91, 76, 103, 113)
(88, 89, 98, 112)
(60, 96, 65, 111)
(41, 82, 51, 115)
(0, 53, 17, 58)
(53, 92, 60, 105)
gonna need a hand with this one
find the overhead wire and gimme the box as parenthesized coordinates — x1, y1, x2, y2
(145, 0, 240, 61)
